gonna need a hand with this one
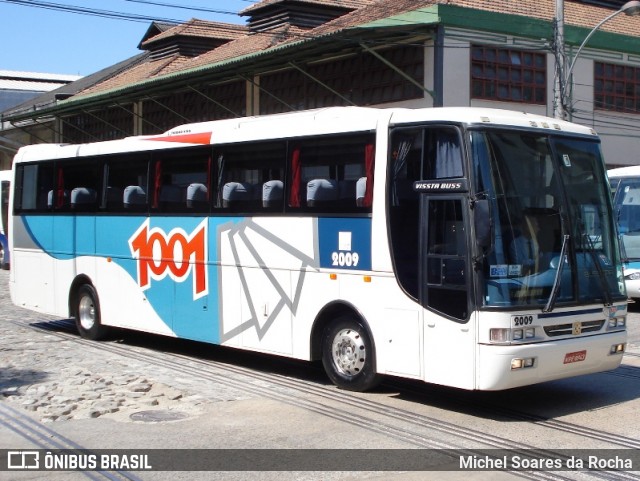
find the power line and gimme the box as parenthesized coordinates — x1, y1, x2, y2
(1, 0, 184, 23)
(123, 0, 239, 17)
(0, 0, 243, 23)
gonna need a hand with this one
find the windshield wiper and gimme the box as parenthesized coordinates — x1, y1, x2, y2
(581, 228, 613, 307)
(543, 234, 569, 313)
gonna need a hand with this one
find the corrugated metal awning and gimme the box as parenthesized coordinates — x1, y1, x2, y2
(0, 80, 72, 92)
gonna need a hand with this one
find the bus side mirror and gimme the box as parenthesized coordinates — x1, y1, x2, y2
(474, 199, 491, 249)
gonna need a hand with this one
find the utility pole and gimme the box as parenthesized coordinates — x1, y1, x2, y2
(553, 0, 566, 119)
(552, 0, 640, 120)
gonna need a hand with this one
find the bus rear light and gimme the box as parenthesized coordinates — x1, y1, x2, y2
(610, 343, 625, 354)
(511, 357, 535, 370)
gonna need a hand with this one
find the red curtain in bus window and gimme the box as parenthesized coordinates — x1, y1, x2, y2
(55, 166, 65, 209)
(153, 159, 162, 209)
(289, 147, 301, 207)
(363, 143, 375, 207)
(206, 156, 212, 200)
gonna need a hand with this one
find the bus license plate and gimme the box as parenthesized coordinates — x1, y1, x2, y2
(563, 350, 587, 364)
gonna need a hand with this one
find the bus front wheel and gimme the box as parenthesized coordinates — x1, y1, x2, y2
(74, 285, 109, 340)
(321, 316, 380, 392)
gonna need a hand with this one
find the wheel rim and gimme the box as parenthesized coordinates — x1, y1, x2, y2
(78, 295, 96, 331)
(331, 328, 366, 377)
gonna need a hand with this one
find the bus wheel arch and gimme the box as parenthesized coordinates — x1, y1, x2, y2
(312, 302, 381, 392)
(69, 277, 110, 340)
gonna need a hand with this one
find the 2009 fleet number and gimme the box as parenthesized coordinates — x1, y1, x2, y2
(332, 251, 359, 267)
(513, 315, 534, 326)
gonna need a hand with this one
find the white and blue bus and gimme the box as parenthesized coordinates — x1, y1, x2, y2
(0, 170, 11, 270)
(608, 166, 640, 299)
(9, 107, 627, 391)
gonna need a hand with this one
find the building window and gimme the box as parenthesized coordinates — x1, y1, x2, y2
(594, 62, 640, 114)
(471, 45, 546, 104)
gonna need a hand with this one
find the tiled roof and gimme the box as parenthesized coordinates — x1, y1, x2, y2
(449, 0, 639, 36)
(138, 21, 179, 47)
(187, 24, 308, 69)
(79, 55, 191, 96)
(563, 0, 640, 36)
(240, 0, 376, 16)
(73, 0, 640, 98)
(141, 19, 248, 48)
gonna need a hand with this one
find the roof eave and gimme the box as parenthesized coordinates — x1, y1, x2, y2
(5, 22, 437, 122)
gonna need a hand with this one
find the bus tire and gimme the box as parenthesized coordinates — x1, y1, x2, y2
(321, 315, 380, 392)
(74, 284, 109, 340)
(0, 245, 7, 270)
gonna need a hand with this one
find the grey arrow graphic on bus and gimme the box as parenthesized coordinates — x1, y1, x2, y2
(217, 218, 318, 343)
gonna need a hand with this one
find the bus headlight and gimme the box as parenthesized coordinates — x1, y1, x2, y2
(608, 316, 626, 329)
(625, 272, 640, 280)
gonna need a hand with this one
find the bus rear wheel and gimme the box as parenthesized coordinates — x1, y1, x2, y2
(321, 315, 380, 392)
(0, 244, 8, 270)
(74, 284, 109, 340)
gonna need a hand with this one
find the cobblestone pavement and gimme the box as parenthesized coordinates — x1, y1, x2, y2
(0, 270, 248, 425)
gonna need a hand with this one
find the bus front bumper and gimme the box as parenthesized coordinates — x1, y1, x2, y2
(476, 331, 627, 391)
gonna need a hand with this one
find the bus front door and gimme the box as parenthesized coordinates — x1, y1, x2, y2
(421, 196, 476, 389)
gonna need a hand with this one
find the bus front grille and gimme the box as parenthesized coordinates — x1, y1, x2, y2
(543, 320, 605, 337)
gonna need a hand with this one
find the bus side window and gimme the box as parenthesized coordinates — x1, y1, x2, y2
(388, 130, 422, 299)
(287, 133, 374, 213)
(388, 126, 465, 304)
(52, 160, 100, 212)
(14, 164, 55, 212)
(104, 155, 149, 212)
(424, 129, 464, 179)
(215, 141, 286, 214)
(152, 148, 210, 214)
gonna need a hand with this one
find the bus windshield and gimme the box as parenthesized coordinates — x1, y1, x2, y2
(613, 177, 640, 262)
(473, 130, 625, 308)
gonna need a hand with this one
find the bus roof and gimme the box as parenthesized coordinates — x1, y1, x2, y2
(608, 165, 640, 178)
(13, 107, 598, 163)
(388, 107, 597, 136)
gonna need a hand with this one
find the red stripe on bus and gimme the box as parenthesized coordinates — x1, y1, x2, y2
(147, 132, 212, 144)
